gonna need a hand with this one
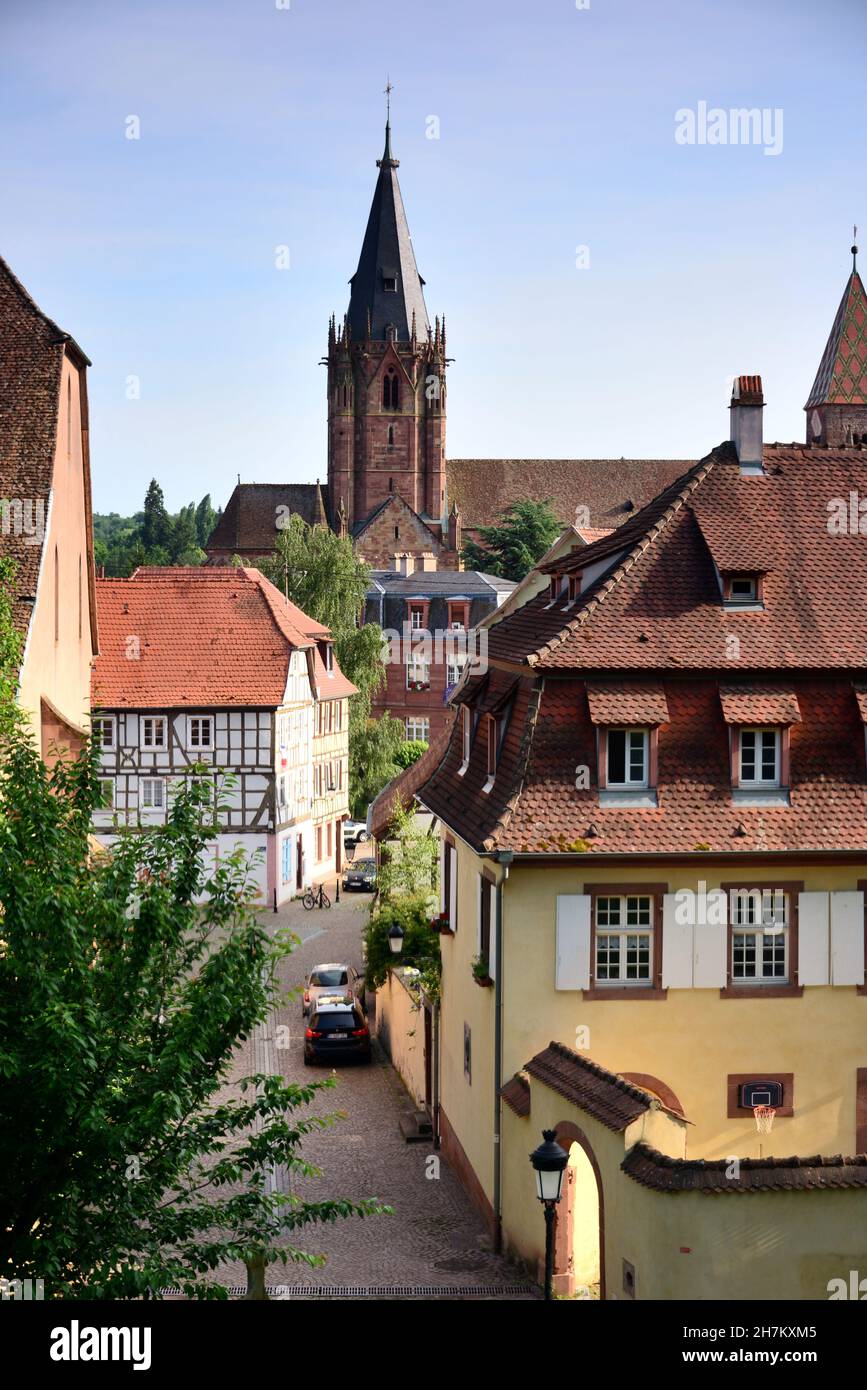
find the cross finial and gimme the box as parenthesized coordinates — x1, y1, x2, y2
(384, 77, 393, 122)
(853, 225, 859, 274)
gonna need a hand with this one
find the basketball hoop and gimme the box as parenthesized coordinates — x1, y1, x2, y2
(753, 1104, 776, 1135)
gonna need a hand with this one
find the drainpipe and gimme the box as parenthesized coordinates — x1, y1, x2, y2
(492, 848, 513, 1254)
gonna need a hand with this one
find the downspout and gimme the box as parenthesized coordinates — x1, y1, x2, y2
(492, 848, 513, 1254)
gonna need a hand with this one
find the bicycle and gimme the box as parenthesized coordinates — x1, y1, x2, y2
(301, 883, 331, 911)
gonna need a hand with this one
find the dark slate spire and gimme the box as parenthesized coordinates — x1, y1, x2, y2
(346, 122, 430, 343)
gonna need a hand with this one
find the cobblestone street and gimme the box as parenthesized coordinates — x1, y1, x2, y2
(213, 875, 537, 1300)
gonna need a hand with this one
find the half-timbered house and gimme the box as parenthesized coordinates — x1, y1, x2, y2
(91, 567, 354, 905)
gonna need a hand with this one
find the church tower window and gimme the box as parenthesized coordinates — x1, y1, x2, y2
(383, 369, 400, 411)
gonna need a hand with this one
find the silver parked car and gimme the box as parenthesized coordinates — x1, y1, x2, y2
(302, 963, 364, 1016)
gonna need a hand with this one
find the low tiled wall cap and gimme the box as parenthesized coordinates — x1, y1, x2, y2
(500, 1072, 531, 1117)
(623, 1143, 867, 1193)
(523, 1042, 652, 1132)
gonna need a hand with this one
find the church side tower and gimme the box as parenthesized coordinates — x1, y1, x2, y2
(326, 120, 447, 537)
(804, 239, 867, 446)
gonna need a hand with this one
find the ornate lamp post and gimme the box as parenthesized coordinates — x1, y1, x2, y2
(529, 1129, 569, 1301)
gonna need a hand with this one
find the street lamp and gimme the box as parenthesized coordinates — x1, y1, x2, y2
(387, 923, 405, 956)
(529, 1128, 569, 1301)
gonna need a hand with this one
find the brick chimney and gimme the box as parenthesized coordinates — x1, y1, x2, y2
(418, 552, 438, 572)
(730, 375, 764, 475)
(394, 552, 416, 576)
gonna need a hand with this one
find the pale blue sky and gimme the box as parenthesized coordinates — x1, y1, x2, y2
(1, 0, 864, 514)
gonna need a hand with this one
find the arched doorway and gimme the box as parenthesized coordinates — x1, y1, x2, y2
(552, 1121, 605, 1299)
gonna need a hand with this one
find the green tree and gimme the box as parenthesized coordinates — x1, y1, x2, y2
(376, 799, 438, 903)
(195, 494, 218, 548)
(253, 517, 398, 817)
(461, 498, 561, 581)
(394, 739, 428, 771)
(141, 479, 172, 554)
(362, 895, 441, 999)
(0, 571, 383, 1299)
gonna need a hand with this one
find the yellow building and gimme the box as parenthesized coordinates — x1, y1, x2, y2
(0, 255, 98, 752)
(407, 271, 867, 1298)
(311, 639, 354, 880)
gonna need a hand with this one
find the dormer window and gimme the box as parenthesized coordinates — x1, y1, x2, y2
(482, 713, 500, 793)
(606, 728, 649, 789)
(723, 573, 763, 608)
(458, 704, 472, 775)
(382, 274, 398, 292)
(318, 640, 334, 674)
(738, 728, 780, 788)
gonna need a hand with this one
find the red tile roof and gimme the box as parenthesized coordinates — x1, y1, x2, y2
(624, 1144, 867, 1193)
(92, 567, 352, 708)
(524, 1043, 653, 1132)
(586, 681, 669, 726)
(493, 445, 867, 672)
(447, 457, 691, 532)
(369, 714, 455, 840)
(499, 1072, 531, 1118)
(718, 685, 801, 726)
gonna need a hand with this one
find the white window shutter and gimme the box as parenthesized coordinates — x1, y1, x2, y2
(693, 891, 728, 988)
(476, 873, 482, 957)
(830, 891, 864, 986)
(798, 892, 830, 986)
(555, 895, 591, 990)
(489, 885, 498, 983)
(661, 894, 692, 988)
(448, 846, 457, 932)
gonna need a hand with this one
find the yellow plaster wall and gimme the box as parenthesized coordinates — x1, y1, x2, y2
(375, 969, 428, 1109)
(440, 837, 867, 1198)
(18, 354, 94, 741)
(501, 1084, 867, 1301)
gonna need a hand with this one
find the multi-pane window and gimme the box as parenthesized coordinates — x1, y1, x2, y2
(141, 717, 166, 749)
(93, 717, 115, 749)
(406, 717, 430, 742)
(406, 657, 430, 690)
(595, 895, 653, 984)
(606, 728, 648, 787)
(189, 716, 213, 749)
(739, 728, 780, 786)
(97, 778, 114, 809)
(446, 652, 467, 688)
(731, 889, 788, 983)
(140, 777, 165, 810)
(409, 605, 424, 631)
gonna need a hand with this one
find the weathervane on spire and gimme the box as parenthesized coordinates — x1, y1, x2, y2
(853, 225, 859, 274)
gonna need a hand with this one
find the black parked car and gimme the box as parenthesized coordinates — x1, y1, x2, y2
(304, 998, 372, 1065)
(342, 857, 376, 892)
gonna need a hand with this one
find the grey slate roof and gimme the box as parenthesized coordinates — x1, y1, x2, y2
(368, 569, 515, 597)
(346, 123, 431, 343)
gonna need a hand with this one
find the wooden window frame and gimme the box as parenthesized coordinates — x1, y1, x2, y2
(479, 873, 493, 965)
(93, 716, 115, 750)
(141, 716, 167, 750)
(188, 715, 213, 750)
(719, 881, 804, 998)
(582, 882, 668, 1000)
(737, 726, 783, 789)
(599, 727, 658, 790)
(448, 600, 470, 631)
(140, 776, 166, 810)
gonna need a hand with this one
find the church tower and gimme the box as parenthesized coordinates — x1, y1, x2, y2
(804, 238, 867, 446)
(326, 118, 448, 542)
